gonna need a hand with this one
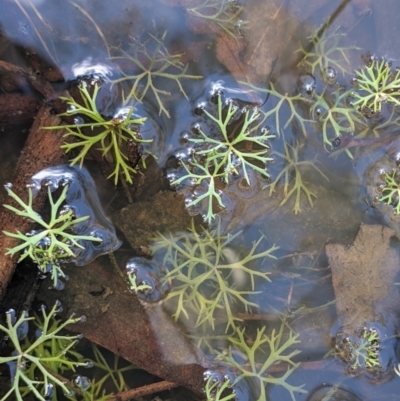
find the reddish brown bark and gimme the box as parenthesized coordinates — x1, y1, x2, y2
(0, 106, 66, 301)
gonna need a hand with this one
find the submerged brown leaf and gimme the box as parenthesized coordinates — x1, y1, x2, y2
(326, 223, 400, 331)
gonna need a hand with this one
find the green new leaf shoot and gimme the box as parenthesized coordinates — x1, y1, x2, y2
(3, 185, 101, 287)
(110, 31, 202, 117)
(151, 220, 278, 332)
(45, 81, 151, 185)
(267, 141, 329, 214)
(170, 94, 274, 223)
(352, 58, 400, 113)
(0, 303, 88, 401)
(192, 95, 274, 183)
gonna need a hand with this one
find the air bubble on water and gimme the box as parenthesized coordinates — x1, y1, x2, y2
(324, 67, 337, 85)
(314, 108, 322, 118)
(191, 122, 202, 134)
(67, 104, 77, 113)
(73, 116, 84, 125)
(25, 181, 40, 191)
(194, 104, 205, 116)
(18, 20, 31, 36)
(44, 384, 54, 399)
(6, 309, 16, 325)
(16, 314, 29, 341)
(210, 80, 225, 97)
(71, 58, 113, 80)
(298, 73, 316, 98)
(6, 361, 17, 382)
(179, 131, 190, 144)
(74, 375, 91, 391)
(35, 236, 51, 250)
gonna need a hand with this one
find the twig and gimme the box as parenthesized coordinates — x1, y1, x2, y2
(106, 380, 179, 401)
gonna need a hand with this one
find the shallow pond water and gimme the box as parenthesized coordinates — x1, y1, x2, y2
(2, 0, 400, 400)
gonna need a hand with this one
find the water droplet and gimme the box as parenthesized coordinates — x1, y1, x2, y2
(73, 375, 91, 391)
(297, 73, 316, 97)
(16, 317, 29, 341)
(74, 116, 84, 125)
(179, 131, 190, 144)
(80, 315, 87, 322)
(324, 67, 337, 84)
(67, 104, 77, 113)
(6, 309, 16, 325)
(44, 384, 54, 399)
(194, 106, 204, 116)
(85, 361, 93, 368)
(4, 182, 12, 189)
(331, 136, 341, 148)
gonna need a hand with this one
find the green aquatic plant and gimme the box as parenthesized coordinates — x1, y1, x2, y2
(311, 88, 358, 152)
(151, 220, 278, 331)
(187, 0, 245, 40)
(110, 31, 202, 118)
(170, 94, 274, 222)
(89, 343, 138, 397)
(352, 57, 400, 113)
(243, 82, 312, 138)
(127, 270, 152, 293)
(336, 328, 381, 373)
(296, 26, 359, 78)
(171, 155, 226, 223)
(3, 185, 101, 288)
(219, 320, 306, 401)
(379, 169, 400, 215)
(0, 302, 88, 401)
(45, 81, 151, 185)
(267, 140, 328, 214)
(204, 375, 235, 401)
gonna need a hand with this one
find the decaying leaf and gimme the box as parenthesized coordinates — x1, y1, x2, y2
(326, 223, 400, 331)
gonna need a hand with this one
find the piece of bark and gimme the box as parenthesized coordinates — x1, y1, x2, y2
(0, 93, 41, 126)
(0, 106, 67, 302)
(326, 223, 400, 331)
(0, 60, 64, 113)
(38, 259, 207, 395)
(113, 190, 197, 253)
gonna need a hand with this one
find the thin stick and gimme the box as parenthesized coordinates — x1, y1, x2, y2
(70, 1, 111, 58)
(106, 380, 179, 401)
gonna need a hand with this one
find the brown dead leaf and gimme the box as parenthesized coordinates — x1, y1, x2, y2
(326, 224, 400, 331)
(38, 259, 207, 394)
